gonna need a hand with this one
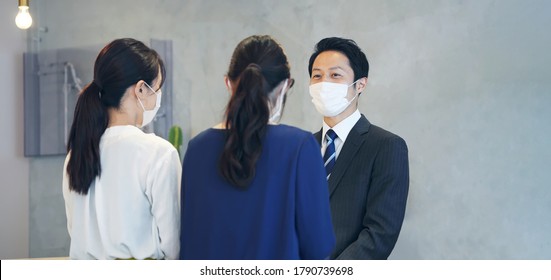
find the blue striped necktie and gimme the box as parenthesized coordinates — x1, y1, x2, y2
(323, 129, 337, 179)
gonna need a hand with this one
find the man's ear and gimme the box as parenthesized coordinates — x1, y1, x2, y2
(355, 77, 368, 94)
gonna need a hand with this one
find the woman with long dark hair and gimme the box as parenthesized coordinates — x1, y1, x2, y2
(62, 38, 181, 259)
(179, 35, 335, 259)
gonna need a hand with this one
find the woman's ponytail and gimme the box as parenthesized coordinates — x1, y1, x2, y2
(219, 35, 291, 188)
(220, 64, 270, 188)
(66, 81, 108, 195)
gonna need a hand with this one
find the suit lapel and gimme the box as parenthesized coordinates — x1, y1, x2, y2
(327, 115, 371, 196)
(314, 129, 322, 145)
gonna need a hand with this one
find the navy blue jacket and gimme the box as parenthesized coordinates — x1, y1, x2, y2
(180, 125, 335, 259)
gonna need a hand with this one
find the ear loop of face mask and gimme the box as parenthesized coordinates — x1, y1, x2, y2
(347, 79, 360, 103)
(269, 79, 288, 124)
(144, 82, 161, 98)
(137, 82, 159, 110)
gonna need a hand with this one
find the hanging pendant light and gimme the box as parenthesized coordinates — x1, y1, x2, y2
(15, 0, 33, 30)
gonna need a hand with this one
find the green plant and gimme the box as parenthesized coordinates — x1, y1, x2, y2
(168, 125, 183, 157)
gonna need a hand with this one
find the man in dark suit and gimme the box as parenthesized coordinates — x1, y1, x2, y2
(308, 37, 409, 259)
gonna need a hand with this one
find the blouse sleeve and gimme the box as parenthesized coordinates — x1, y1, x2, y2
(295, 134, 336, 259)
(62, 154, 73, 236)
(147, 148, 182, 260)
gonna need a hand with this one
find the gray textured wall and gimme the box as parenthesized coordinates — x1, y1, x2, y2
(26, 0, 551, 258)
(0, 0, 30, 259)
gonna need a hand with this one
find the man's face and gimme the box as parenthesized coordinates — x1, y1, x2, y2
(310, 50, 357, 100)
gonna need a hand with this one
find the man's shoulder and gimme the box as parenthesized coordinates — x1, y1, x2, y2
(366, 123, 404, 141)
(355, 117, 407, 150)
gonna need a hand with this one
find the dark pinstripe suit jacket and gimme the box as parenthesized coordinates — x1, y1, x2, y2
(315, 114, 409, 259)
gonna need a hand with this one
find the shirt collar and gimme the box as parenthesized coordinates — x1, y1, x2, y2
(322, 110, 361, 144)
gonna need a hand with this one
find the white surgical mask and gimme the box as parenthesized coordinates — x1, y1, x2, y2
(309, 81, 358, 117)
(269, 79, 288, 124)
(137, 82, 162, 128)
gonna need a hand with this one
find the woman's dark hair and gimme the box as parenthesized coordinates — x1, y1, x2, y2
(220, 35, 290, 188)
(66, 38, 165, 195)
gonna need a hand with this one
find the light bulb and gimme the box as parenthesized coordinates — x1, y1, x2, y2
(15, 6, 33, 29)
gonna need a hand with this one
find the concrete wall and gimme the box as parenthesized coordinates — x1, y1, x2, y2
(0, 0, 30, 259)
(22, 0, 551, 258)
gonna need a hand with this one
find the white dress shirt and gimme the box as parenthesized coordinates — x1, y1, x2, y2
(62, 125, 181, 259)
(321, 110, 361, 160)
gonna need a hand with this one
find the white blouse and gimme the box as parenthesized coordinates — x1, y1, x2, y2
(62, 125, 181, 259)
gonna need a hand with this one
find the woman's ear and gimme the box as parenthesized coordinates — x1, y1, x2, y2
(224, 76, 232, 95)
(287, 78, 295, 90)
(134, 80, 146, 98)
